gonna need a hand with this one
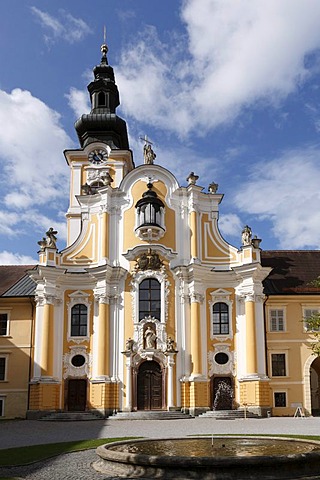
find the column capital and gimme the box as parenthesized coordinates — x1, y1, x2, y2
(189, 292, 204, 304)
(94, 294, 110, 304)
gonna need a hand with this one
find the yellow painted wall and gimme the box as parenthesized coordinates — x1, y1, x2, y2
(123, 181, 176, 252)
(266, 295, 320, 415)
(0, 299, 34, 418)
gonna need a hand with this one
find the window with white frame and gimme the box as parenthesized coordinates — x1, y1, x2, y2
(0, 313, 8, 336)
(271, 353, 287, 376)
(274, 391, 286, 407)
(303, 308, 320, 332)
(139, 278, 161, 321)
(0, 397, 4, 416)
(67, 291, 91, 342)
(209, 289, 233, 340)
(212, 302, 229, 335)
(269, 309, 285, 332)
(71, 304, 88, 337)
(0, 357, 7, 381)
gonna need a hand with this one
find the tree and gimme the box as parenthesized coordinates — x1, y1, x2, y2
(304, 312, 320, 356)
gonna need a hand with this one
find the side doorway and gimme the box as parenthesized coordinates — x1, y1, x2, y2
(67, 379, 87, 411)
(211, 376, 233, 410)
(137, 361, 163, 410)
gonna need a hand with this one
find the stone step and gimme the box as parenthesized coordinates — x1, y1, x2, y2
(39, 411, 104, 421)
(199, 409, 259, 420)
(108, 411, 194, 420)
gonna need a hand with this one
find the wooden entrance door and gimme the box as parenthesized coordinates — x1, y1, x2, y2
(212, 377, 233, 410)
(67, 379, 87, 411)
(137, 361, 163, 410)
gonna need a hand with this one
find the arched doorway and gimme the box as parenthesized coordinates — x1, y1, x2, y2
(137, 361, 163, 410)
(211, 376, 233, 410)
(67, 379, 87, 411)
(310, 357, 320, 416)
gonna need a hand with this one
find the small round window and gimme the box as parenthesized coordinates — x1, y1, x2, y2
(214, 352, 229, 365)
(71, 354, 86, 367)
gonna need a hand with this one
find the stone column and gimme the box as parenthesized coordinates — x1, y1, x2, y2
(96, 295, 110, 379)
(40, 296, 55, 378)
(166, 353, 176, 410)
(101, 210, 109, 261)
(190, 292, 204, 378)
(245, 294, 258, 376)
(123, 352, 133, 411)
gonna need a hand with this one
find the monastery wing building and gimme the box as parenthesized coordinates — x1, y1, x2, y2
(1, 42, 320, 420)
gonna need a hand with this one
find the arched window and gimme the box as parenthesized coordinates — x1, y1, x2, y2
(212, 302, 229, 335)
(97, 91, 106, 106)
(71, 304, 88, 337)
(139, 278, 161, 321)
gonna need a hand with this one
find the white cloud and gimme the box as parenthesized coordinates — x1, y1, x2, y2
(0, 88, 73, 209)
(30, 7, 92, 45)
(115, 0, 320, 137)
(218, 213, 243, 240)
(0, 251, 37, 265)
(66, 87, 90, 118)
(234, 147, 320, 249)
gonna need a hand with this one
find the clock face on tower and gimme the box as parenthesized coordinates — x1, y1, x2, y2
(88, 148, 108, 165)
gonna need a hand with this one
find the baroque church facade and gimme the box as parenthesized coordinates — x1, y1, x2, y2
(1, 42, 320, 419)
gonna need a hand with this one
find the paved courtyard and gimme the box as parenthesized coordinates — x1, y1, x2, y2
(0, 417, 319, 479)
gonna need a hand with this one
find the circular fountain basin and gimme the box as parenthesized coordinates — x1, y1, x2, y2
(93, 436, 320, 479)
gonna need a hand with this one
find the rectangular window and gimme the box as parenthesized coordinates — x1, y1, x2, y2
(0, 397, 4, 416)
(0, 313, 8, 336)
(304, 309, 320, 332)
(271, 353, 286, 376)
(0, 358, 6, 381)
(269, 309, 284, 332)
(274, 392, 286, 407)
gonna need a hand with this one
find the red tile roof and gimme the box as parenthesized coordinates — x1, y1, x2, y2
(261, 250, 320, 295)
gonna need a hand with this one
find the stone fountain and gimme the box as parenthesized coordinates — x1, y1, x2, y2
(93, 436, 320, 479)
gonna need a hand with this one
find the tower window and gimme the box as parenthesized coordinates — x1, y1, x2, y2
(139, 278, 161, 321)
(97, 91, 106, 106)
(71, 304, 88, 337)
(212, 302, 229, 335)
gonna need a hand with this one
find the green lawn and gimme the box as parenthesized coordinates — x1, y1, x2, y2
(0, 437, 138, 467)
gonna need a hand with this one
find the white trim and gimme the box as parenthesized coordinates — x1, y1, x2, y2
(268, 306, 286, 332)
(0, 311, 10, 337)
(0, 355, 8, 382)
(273, 390, 288, 408)
(209, 289, 233, 340)
(67, 291, 91, 343)
(270, 351, 288, 378)
(131, 269, 170, 325)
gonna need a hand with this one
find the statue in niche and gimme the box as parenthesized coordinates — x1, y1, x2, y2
(38, 227, 58, 251)
(241, 225, 252, 246)
(144, 143, 156, 164)
(144, 326, 157, 349)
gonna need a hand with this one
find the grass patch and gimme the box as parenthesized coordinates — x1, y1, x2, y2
(0, 437, 139, 467)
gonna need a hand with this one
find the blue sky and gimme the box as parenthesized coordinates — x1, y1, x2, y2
(1, 0, 320, 264)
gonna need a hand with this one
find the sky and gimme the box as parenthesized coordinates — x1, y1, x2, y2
(1, 0, 320, 264)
